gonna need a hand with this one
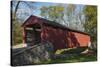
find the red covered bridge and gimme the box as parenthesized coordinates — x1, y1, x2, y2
(22, 15, 91, 51)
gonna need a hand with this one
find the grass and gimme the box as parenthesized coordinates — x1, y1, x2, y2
(50, 54, 97, 63)
(31, 53, 97, 65)
(40, 47, 97, 64)
(12, 47, 97, 66)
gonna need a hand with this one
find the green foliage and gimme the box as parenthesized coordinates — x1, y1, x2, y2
(11, 1, 35, 45)
(83, 6, 97, 43)
(66, 4, 76, 20)
(12, 18, 23, 45)
(65, 4, 77, 28)
(40, 4, 85, 31)
(40, 5, 64, 22)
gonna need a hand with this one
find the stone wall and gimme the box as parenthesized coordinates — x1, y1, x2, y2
(11, 42, 54, 66)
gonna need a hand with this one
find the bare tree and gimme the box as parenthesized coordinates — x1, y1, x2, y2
(11, 1, 35, 45)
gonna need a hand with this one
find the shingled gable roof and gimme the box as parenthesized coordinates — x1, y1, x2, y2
(22, 15, 89, 35)
(22, 15, 66, 28)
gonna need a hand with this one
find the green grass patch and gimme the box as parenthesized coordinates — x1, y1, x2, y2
(55, 47, 87, 54)
(53, 55, 95, 63)
(42, 47, 97, 64)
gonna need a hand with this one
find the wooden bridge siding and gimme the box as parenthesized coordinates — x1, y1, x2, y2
(41, 25, 90, 51)
(42, 26, 67, 51)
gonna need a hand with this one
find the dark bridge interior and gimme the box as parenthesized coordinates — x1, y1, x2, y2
(25, 24, 41, 46)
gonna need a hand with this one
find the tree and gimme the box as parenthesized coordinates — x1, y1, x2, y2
(65, 4, 76, 27)
(11, 1, 35, 45)
(11, 1, 22, 45)
(40, 5, 64, 24)
(83, 6, 97, 48)
(74, 5, 85, 31)
(40, 6, 49, 19)
(40, 4, 85, 31)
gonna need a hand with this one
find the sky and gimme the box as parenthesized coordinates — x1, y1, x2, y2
(31, 2, 84, 17)
(12, 1, 84, 23)
(31, 2, 57, 17)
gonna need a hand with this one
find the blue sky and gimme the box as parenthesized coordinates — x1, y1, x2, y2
(13, 1, 59, 21)
(12, 1, 84, 22)
(31, 2, 61, 17)
(32, 2, 84, 17)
